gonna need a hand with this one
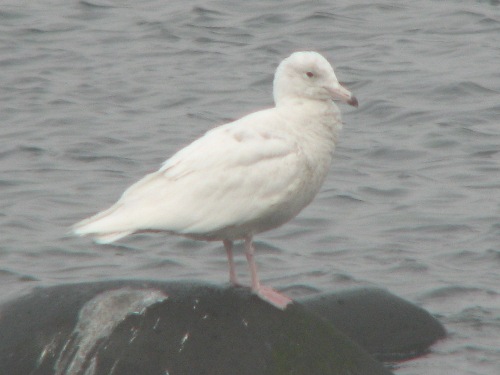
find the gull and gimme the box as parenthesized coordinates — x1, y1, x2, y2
(73, 51, 358, 309)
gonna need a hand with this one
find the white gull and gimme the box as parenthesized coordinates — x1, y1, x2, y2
(73, 51, 358, 309)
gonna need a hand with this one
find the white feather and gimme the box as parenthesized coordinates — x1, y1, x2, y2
(73, 51, 355, 243)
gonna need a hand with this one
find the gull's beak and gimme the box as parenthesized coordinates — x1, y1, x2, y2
(326, 82, 358, 108)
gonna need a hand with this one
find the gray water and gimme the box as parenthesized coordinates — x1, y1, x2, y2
(1, 0, 499, 373)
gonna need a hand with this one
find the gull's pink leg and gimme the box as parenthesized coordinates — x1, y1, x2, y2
(244, 236, 292, 310)
(223, 240, 238, 286)
(244, 236, 260, 291)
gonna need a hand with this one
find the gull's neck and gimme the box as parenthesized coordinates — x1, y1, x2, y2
(275, 97, 343, 141)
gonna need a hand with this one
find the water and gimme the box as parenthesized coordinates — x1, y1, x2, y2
(1, 0, 499, 373)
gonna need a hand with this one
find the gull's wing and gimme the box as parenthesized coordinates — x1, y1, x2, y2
(73, 108, 311, 241)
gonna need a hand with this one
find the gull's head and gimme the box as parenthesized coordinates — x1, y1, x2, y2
(273, 51, 358, 108)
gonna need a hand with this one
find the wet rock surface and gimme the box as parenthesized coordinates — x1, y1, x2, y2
(0, 281, 444, 374)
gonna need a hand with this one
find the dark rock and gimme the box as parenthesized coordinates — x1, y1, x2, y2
(0, 280, 393, 375)
(299, 288, 446, 361)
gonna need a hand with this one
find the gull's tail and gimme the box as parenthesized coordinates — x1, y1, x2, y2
(72, 204, 133, 244)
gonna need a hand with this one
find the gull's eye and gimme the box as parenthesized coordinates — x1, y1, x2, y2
(306, 71, 314, 78)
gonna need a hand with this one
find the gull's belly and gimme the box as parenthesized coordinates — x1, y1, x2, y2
(186, 153, 332, 241)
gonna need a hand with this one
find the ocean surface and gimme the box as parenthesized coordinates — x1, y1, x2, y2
(1, 0, 499, 373)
